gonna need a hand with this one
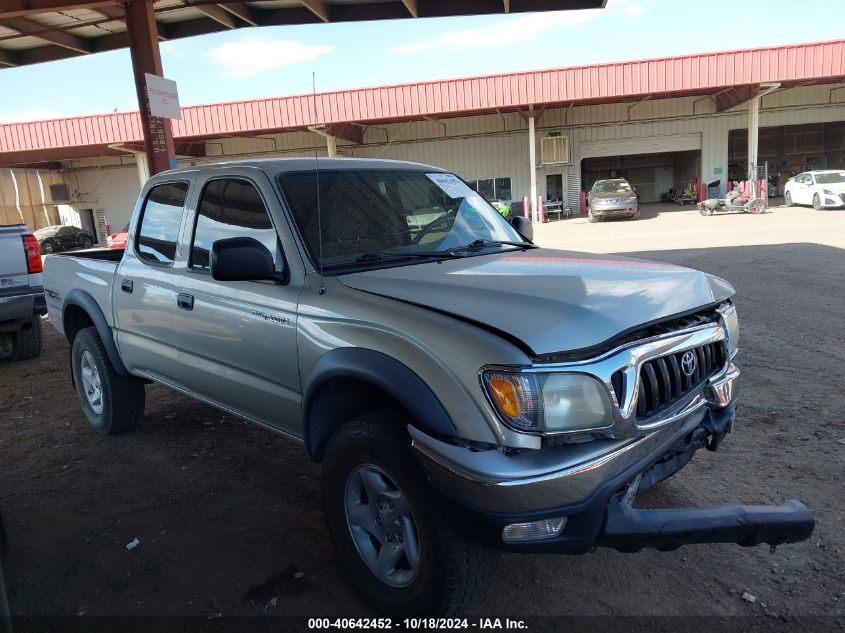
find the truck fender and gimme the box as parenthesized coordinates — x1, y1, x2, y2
(63, 289, 129, 376)
(303, 348, 457, 462)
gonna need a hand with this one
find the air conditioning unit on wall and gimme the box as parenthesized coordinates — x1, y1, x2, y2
(541, 135, 570, 165)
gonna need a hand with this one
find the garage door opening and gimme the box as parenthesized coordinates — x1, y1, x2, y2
(582, 150, 701, 203)
(729, 121, 845, 194)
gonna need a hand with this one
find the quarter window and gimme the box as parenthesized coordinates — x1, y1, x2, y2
(136, 182, 189, 265)
(190, 178, 278, 271)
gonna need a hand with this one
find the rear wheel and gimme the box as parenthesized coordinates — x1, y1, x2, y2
(812, 193, 822, 210)
(784, 191, 793, 207)
(71, 327, 145, 434)
(322, 412, 493, 616)
(13, 316, 42, 361)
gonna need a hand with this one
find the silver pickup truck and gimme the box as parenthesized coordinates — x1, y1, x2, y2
(43, 158, 814, 616)
(0, 224, 44, 361)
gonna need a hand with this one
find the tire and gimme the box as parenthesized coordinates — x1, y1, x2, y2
(812, 194, 822, 210)
(80, 236, 93, 249)
(587, 208, 598, 223)
(322, 412, 494, 616)
(784, 191, 793, 207)
(41, 240, 55, 255)
(10, 316, 42, 361)
(71, 327, 145, 434)
(749, 199, 765, 214)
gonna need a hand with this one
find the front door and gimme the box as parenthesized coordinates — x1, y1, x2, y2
(167, 173, 302, 435)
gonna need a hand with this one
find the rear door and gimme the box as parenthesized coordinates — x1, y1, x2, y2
(165, 169, 303, 435)
(113, 178, 194, 383)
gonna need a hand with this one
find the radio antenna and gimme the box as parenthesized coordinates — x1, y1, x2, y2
(311, 71, 325, 292)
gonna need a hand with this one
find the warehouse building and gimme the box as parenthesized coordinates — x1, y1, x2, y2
(1, 38, 844, 240)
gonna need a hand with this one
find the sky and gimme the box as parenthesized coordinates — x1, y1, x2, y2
(0, 0, 843, 123)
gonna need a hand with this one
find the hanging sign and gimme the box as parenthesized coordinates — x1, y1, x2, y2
(145, 73, 181, 120)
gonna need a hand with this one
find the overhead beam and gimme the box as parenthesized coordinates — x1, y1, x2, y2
(0, 47, 16, 66)
(91, 4, 122, 19)
(195, 3, 237, 29)
(220, 2, 256, 26)
(325, 123, 364, 145)
(714, 85, 757, 112)
(300, 0, 328, 22)
(0, 0, 119, 19)
(401, 0, 418, 17)
(1, 16, 91, 53)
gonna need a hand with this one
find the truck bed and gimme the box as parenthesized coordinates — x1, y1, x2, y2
(42, 250, 120, 337)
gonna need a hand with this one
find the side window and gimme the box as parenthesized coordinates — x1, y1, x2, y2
(190, 178, 278, 272)
(136, 182, 189, 265)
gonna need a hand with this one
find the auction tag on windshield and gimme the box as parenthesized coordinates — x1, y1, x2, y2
(426, 173, 475, 199)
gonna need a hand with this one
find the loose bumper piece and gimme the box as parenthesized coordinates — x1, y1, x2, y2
(598, 499, 815, 553)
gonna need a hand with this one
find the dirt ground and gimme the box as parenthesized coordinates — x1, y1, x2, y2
(0, 203, 843, 627)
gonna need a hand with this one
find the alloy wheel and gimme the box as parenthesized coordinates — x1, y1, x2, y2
(80, 350, 104, 414)
(344, 464, 421, 588)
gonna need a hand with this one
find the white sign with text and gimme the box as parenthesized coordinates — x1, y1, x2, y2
(145, 73, 181, 120)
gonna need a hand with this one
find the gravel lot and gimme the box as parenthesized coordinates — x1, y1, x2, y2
(1, 203, 843, 627)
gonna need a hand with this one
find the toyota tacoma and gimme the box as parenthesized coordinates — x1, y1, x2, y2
(42, 159, 814, 615)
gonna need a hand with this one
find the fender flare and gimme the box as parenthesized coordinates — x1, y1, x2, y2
(303, 348, 457, 460)
(63, 288, 129, 376)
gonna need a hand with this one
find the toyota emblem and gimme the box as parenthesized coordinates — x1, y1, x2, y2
(681, 351, 697, 377)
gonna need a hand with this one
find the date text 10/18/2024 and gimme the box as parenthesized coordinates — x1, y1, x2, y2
(308, 618, 528, 630)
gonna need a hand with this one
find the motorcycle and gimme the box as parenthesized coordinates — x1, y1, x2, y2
(698, 190, 766, 216)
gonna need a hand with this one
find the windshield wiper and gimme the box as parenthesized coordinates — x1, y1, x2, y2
(447, 239, 536, 253)
(355, 250, 463, 262)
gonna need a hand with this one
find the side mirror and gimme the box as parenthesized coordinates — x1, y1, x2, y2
(510, 215, 533, 242)
(210, 237, 276, 282)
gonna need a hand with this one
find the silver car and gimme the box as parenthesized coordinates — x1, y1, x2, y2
(587, 178, 639, 222)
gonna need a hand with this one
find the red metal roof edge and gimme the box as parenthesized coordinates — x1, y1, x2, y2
(2, 38, 844, 158)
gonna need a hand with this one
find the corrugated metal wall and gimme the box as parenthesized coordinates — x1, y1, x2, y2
(59, 83, 845, 228)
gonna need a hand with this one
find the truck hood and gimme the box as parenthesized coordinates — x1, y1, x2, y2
(338, 249, 734, 357)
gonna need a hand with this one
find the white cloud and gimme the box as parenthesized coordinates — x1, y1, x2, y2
(390, 2, 648, 55)
(0, 108, 62, 124)
(391, 11, 601, 54)
(207, 38, 333, 79)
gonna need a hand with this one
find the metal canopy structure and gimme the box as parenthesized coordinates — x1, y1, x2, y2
(0, 0, 604, 67)
(0, 0, 605, 175)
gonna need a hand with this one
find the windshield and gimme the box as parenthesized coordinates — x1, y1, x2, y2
(815, 172, 845, 184)
(277, 169, 524, 271)
(592, 181, 632, 194)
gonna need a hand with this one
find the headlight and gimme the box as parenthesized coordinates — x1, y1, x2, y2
(628, 196, 638, 203)
(482, 370, 614, 434)
(823, 189, 836, 196)
(718, 302, 739, 359)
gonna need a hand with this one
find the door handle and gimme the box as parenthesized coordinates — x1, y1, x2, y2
(121, 279, 133, 293)
(177, 293, 194, 311)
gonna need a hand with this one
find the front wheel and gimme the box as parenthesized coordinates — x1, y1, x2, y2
(41, 240, 55, 254)
(322, 412, 493, 616)
(80, 236, 93, 249)
(784, 191, 793, 207)
(587, 208, 598, 223)
(812, 194, 822, 210)
(71, 327, 145, 434)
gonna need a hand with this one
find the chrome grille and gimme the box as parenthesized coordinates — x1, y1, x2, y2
(636, 341, 725, 420)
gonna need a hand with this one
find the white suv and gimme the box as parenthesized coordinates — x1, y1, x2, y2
(784, 169, 845, 209)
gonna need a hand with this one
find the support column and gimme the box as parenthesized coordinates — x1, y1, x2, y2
(528, 113, 537, 222)
(325, 135, 337, 157)
(747, 96, 760, 184)
(136, 153, 150, 186)
(125, 0, 176, 176)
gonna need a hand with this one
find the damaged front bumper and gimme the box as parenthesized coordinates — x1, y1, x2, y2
(410, 364, 814, 553)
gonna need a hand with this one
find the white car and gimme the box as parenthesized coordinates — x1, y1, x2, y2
(783, 169, 845, 209)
